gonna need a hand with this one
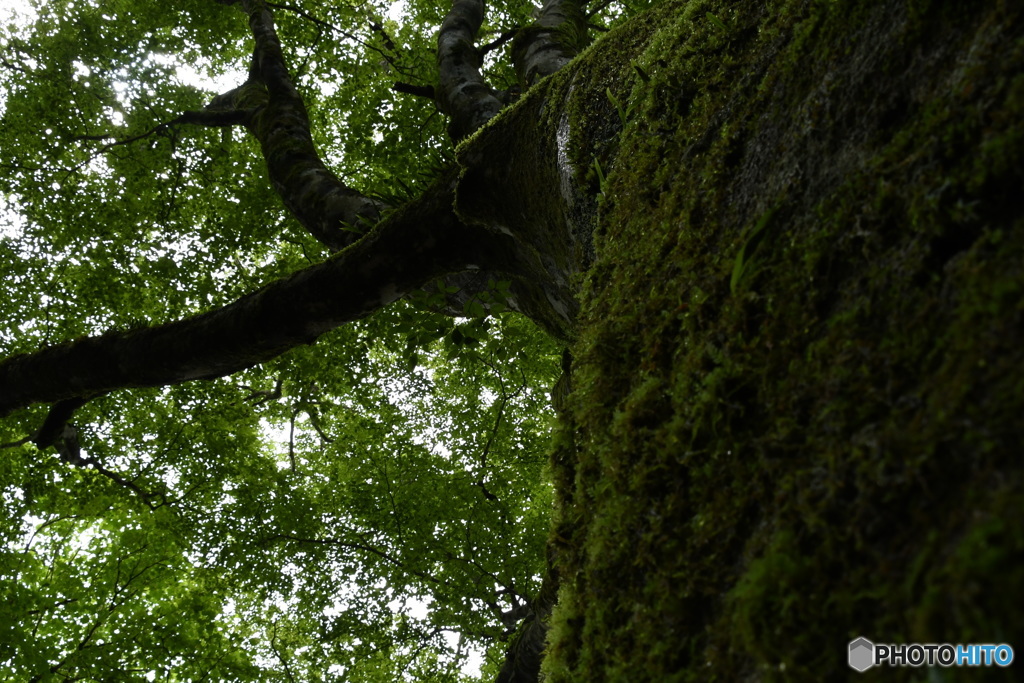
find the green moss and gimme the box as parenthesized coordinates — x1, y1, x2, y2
(543, 0, 1024, 680)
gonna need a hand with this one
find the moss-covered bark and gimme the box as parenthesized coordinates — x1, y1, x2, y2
(543, 0, 1024, 680)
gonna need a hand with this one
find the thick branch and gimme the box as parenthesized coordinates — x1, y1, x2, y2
(0, 175, 510, 417)
(436, 0, 503, 141)
(512, 0, 587, 87)
(33, 397, 91, 449)
(242, 0, 294, 98)
(230, 0, 386, 252)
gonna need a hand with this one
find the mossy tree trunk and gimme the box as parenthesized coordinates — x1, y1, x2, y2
(541, 0, 1024, 680)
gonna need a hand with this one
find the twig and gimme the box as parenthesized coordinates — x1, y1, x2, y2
(478, 28, 518, 57)
(392, 82, 435, 99)
(586, 0, 616, 18)
(265, 1, 414, 77)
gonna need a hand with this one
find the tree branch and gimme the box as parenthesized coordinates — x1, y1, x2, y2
(240, 374, 284, 406)
(0, 0, 560, 436)
(436, 0, 503, 142)
(267, 531, 446, 587)
(585, 0, 615, 19)
(512, 0, 587, 87)
(265, 1, 413, 78)
(478, 28, 518, 58)
(0, 172, 513, 418)
(47, 424, 166, 507)
(33, 397, 92, 449)
(65, 105, 249, 179)
(227, 0, 390, 252)
(474, 362, 525, 502)
(268, 621, 298, 683)
(392, 81, 436, 99)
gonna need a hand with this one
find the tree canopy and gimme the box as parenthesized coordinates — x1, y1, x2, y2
(0, 0, 624, 679)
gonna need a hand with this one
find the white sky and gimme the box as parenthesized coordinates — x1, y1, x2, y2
(388, 0, 409, 23)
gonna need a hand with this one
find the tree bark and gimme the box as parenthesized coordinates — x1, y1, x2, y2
(0, 174, 507, 416)
(512, 0, 586, 86)
(436, 0, 504, 141)
(537, 1, 1024, 680)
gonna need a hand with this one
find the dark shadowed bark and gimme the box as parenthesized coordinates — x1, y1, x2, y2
(512, 0, 586, 86)
(436, 0, 504, 141)
(0, 174, 508, 417)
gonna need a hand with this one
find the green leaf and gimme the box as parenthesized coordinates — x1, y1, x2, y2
(730, 205, 779, 295)
(706, 11, 729, 33)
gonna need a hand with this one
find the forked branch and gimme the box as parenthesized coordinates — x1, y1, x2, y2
(209, 0, 390, 252)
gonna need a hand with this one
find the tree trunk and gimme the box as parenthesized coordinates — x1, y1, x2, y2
(540, 0, 1024, 680)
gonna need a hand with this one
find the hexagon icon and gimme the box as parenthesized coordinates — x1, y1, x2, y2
(849, 637, 875, 672)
